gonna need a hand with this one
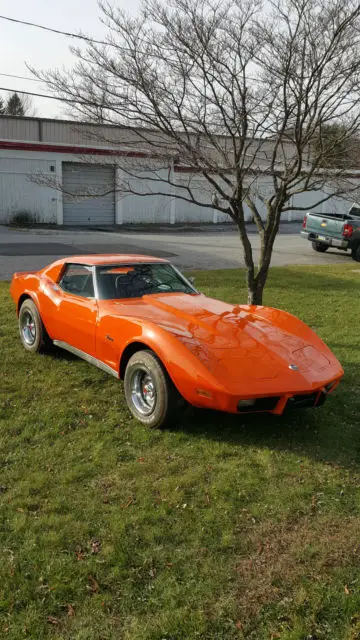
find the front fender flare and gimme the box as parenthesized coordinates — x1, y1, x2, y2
(121, 321, 226, 406)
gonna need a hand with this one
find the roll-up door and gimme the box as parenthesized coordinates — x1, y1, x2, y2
(62, 163, 115, 225)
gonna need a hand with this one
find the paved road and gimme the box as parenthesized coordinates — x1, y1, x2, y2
(0, 223, 352, 280)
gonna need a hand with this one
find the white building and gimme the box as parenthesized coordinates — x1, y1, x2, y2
(0, 115, 356, 226)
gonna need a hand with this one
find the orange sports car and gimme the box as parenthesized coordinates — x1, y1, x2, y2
(10, 254, 343, 428)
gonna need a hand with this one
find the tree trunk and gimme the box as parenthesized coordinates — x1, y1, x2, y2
(247, 282, 262, 305)
(244, 233, 274, 305)
(247, 275, 268, 305)
(235, 205, 277, 306)
(246, 262, 268, 304)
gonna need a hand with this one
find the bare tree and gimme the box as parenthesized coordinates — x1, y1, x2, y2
(34, 0, 360, 304)
(312, 122, 360, 168)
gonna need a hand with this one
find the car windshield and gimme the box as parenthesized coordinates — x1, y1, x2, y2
(96, 263, 196, 300)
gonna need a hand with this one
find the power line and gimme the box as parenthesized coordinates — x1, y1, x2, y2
(0, 14, 267, 108)
(0, 86, 92, 105)
(0, 13, 175, 60)
(0, 72, 42, 83)
(0, 86, 152, 114)
(0, 13, 224, 63)
(0, 14, 110, 47)
(0, 13, 268, 79)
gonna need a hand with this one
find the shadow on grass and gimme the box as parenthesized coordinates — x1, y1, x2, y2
(47, 345, 80, 361)
(47, 348, 360, 469)
(173, 385, 360, 470)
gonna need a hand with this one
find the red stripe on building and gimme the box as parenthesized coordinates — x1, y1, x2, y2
(0, 140, 150, 158)
(0, 140, 205, 173)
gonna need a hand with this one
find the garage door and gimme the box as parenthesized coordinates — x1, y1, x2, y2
(62, 163, 115, 225)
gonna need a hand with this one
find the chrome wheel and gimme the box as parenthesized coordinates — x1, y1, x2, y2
(124, 350, 183, 428)
(130, 368, 157, 416)
(21, 310, 36, 346)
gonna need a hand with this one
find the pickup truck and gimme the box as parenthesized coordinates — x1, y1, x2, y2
(300, 204, 360, 261)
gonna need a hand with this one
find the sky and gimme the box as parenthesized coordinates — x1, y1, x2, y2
(0, 0, 140, 119)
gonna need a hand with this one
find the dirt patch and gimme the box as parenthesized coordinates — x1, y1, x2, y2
(235, 515, 360, 617)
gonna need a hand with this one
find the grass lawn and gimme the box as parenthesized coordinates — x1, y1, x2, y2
(1, 264, 360, 640)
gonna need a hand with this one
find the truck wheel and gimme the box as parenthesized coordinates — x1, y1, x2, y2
(312, 241, 328, 253)
(351, 243, 360, 262)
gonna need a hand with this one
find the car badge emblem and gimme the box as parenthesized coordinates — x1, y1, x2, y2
(289, 364, 299, 371)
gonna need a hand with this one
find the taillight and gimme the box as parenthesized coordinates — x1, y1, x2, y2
(302, 215, 308, 229)
(343, 223, 354, 238)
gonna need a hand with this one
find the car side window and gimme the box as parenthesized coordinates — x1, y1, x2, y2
(59, 264, 95, 298)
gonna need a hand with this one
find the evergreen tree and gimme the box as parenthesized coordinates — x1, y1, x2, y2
(6, 92, 25, 116)
(0, 96, 5, 115)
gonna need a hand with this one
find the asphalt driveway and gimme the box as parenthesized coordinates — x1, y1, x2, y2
(0, 222, 352, 280)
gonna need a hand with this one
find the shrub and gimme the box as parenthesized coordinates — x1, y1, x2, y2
(8, 211, 38, 227)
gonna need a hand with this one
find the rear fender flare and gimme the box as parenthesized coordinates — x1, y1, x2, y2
(17, 290, 41, 316)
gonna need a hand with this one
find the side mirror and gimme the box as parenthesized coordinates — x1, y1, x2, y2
(188, 276, 195, 286)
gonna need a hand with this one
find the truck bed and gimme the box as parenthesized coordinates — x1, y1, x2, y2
(306, 211, 360, 221)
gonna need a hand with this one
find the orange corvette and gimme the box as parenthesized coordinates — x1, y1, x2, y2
(10, 254, 343, 428)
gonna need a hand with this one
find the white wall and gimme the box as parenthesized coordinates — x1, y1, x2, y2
(174, 175, 216, 223)
(0, 155, 58, 223)
(119, 168, 172, 224)
(1, 149, 359, 225)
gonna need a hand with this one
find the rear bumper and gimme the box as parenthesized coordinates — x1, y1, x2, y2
(300, 230, 348, 249)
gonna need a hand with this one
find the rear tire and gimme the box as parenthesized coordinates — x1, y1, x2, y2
(124, 349, 184, 428)
(312, 241, 328, 253)
(351, 243, 360, 262)
(18, 299, 48, 353)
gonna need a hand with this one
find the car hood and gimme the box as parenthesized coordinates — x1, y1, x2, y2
(101, 293, 338, 385)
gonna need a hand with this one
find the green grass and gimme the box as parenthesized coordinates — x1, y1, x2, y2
(1, 264, 360, 640)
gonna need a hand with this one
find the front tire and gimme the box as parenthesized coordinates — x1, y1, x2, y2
(18, 299, 47, 353)
(351, 243, 360, 262)
(124, 350, 183, 428)
(312, 241, 328, 253)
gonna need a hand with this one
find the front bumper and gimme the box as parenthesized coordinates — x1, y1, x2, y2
(236, 386, 332, 415)
(300, 230, 348, 249)
(235, 390, 327, 413)
(282, 389, 327, 412)
(193, 377, 342, 415)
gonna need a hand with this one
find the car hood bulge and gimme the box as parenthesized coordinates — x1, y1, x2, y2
(103, 293, 333, 383)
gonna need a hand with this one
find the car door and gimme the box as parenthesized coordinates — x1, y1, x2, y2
(54, 263, 98, 357)
(94, 266, 135, 371)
